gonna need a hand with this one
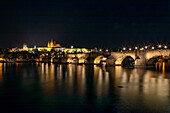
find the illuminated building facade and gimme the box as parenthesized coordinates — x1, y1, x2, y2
(22, 44, 28, 51)
(9, 39, 91, 54)
(27, 40, 64, 52)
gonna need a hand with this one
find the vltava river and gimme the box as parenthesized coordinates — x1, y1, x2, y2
(0, 63, 170, 112)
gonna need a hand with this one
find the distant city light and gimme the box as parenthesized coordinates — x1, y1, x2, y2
(164, 46, 167, 49)
(135, 47, 138, 50)
(106, 49, 108, 52)
(158, 45, 162, 48)
(129, 48, 132, 51)
(123, 47, 126, 50)
(71, 45, 74, 48)
(145, 46, 147, 49)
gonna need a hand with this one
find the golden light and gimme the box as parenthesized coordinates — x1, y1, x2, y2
(51, 58, 53, 63)
(145, 46, 147, 49)
(158, 45, 162, 48)
(123, 47, 126, 50)
(106, 49, 108, 52)
(135, 47, 138, 50)
(99, 49, 102, 52)
(164, 46, 167, 49)
(140, 48, 144, 50)
(0, 58, 4, 61)
(152, 47, 155, 49)
(129, 48, 132, 51)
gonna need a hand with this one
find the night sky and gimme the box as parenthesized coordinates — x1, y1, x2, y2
(0, 0, 169, 49)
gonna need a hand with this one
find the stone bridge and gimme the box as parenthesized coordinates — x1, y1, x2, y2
(108, 49, 170, 66)
(64, 52, 110, 64)
(54, 49, 170, 66)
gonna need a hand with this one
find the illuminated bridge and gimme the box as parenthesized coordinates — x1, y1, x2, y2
(61, 49, 170, 67)
(110, 49, 170, 66)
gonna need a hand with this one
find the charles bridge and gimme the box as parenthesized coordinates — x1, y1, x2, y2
(51, 49, 170, 67)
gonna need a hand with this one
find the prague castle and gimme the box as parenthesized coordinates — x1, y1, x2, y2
(9, 39, 90, 53)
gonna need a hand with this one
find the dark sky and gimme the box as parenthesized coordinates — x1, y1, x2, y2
(0, 0, 169, 48)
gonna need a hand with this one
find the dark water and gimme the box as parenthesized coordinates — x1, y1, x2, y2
(0, 63, 170, 113)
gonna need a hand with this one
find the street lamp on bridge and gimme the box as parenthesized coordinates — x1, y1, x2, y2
(164, 46, 167, 49)
(158, 45, 162, 48)
(123, 47, 126, 51)
(152, 47, 155, 49)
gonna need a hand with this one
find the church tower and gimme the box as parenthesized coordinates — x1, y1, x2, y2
(50, 39, 54, 47)
(47, 39, 61, 48)
(48, 41, 50, 47)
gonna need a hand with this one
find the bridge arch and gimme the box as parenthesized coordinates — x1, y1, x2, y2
(66, 53, 89, 64)
(115, 55, 135, 66)
(79, 58, 87, 64)
(72, 56, 79, 64)
(147, 55, 169, 65)
(145, 50, 170, 60)
(67, 58, 73, 63)
(121, 56, 135, 67)
(67, 57, 87, 64)
(67, 57, 79, 64)
(94, 55, 105, 64)
(147, 56, 160, 65)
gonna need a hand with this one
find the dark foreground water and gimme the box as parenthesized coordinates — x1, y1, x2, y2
(0, 63, 170, 113)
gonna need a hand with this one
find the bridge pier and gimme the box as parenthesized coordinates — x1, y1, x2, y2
(106, 55, 116, 66)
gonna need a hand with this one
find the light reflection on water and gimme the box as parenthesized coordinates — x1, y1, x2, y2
(0, 63, 170, 112)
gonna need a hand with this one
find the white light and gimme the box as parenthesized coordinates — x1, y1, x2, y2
(164, 46, 167, 49)
(34, 45, 36, 49)
(135, 47, 138, 50)
(158, 45, 162, 48)
(145, 46, 147, 49)
(71, 45, 73, 48)
(129, 48, 132, 51)
(152, 47, 155, 49)
(123, 47, 126, 50)
(106, 49, 108, 52)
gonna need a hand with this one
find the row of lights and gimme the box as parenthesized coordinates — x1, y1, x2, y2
(123, 45, 168, 51)
(99, 49, 109, 52)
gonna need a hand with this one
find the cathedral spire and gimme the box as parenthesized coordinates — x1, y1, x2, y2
(50, 39, 54, 47)
(48, 41, 50, 47)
